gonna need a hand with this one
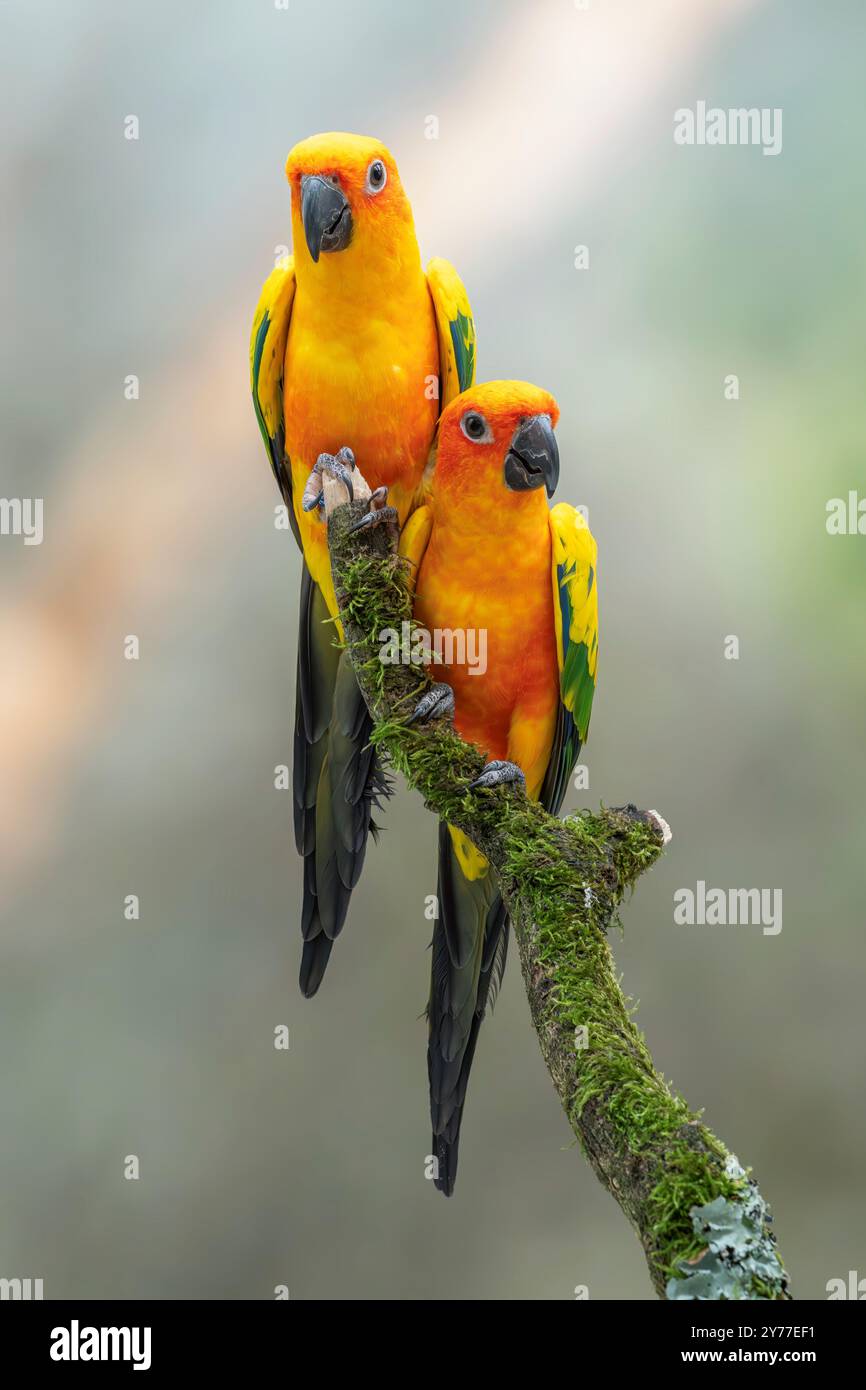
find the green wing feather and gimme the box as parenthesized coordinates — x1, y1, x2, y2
(541, 503, 599, 815)
(425, 257, 477, 408)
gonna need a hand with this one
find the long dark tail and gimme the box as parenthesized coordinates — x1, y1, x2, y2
(427, 822, 508, 1196)
(425, 700, 583, 1191)
(293, 567, 389, 997)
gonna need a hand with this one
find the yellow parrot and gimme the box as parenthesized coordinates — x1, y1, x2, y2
(250, 133, 476, 996)
(400, 381, 599, 1194)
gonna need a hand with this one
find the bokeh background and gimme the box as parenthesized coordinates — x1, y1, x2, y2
(2, 0, 865, 1300)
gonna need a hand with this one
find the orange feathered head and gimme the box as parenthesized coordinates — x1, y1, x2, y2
(285, 132, 417, 275)
(431, 381, 561, 509)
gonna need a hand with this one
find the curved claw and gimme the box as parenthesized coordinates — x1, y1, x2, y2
(408, 682, 455, 725)
(302, 474, 324, 513)
(304, 448, 357, 515)
(322, 453, 355, 502)
(470, 759, 526, 791)
(349, 485, 397, 534)
(349, 504, 398, 535)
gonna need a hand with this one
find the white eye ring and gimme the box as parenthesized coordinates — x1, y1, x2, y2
(365, 159, 388, 195)
(459, 411, 492, 444)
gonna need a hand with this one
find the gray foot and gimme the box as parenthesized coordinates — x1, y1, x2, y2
(408, 682, 455, 724)
(349, 485, 398, 534)
(302, 446, 356, 515)
(470, 759, 526, 790)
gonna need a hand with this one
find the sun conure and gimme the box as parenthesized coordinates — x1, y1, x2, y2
(399, 381, 599, 1195)
(250, 133, 476, 997)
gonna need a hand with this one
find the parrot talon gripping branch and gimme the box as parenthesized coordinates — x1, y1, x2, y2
(469, 759, 527, 791)
(348, 485, 399, 534)
(302, 445, 356, 514)
(315, 460, 789, 1301)
(408, 682, 455, 725)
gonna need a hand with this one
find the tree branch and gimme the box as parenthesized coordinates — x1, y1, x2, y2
(321, 467, 789, 1300)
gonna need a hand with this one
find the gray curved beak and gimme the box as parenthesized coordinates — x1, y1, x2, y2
(301, 174, 353, 262)
(503, 414, 560, 497)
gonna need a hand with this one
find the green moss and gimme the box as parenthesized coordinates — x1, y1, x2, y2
(650, 1149, 744, 1279)
(338, 552, 414, 703)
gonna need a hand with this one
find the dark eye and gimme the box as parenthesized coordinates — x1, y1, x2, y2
(460, 411, 491, 443)
(365, 159, 387, 194)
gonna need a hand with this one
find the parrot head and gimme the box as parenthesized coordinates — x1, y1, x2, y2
(432, 381, 561, 509)
(285, 132, 417, 272)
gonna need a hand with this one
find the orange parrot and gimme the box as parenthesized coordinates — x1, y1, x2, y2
(399, 381, 599, 1194)
(250, 133, 476, 996)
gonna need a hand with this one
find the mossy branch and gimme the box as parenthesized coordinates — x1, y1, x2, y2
(322, 473, 789, 1301)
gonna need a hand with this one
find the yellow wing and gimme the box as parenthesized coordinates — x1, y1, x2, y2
(250, 258, 298, 542)
(425, 258, 476, 410)
(541, 503, 599, 814)
(398, 503, 433, 597)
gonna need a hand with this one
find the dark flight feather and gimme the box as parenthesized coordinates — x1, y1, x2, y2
(295, 567, 390, 997)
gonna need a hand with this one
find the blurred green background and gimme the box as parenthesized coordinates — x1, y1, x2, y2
(1, 0, 864, 1299)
